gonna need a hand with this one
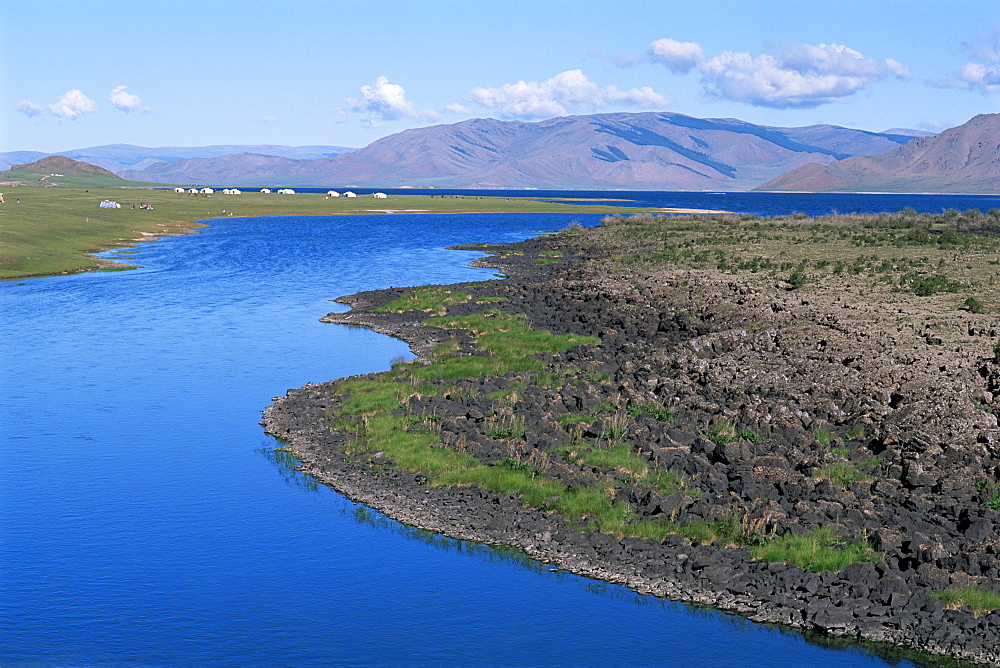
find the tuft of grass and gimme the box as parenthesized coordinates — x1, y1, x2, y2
(750, 527, 879, 572)
(814, 461, 871, 488)
(555, 441, 647, 475)
(845, 424, 866, 440)
(646, 469, 699, 496)
(556, 412, 597, 427)
(705, 421, 760, 445)
(376, 285, 471, 315)
(813, 427, 836, 446)
(931, 586, 1000, 617)
(485, 414, 526, 440)
(626, 402, 674, 422)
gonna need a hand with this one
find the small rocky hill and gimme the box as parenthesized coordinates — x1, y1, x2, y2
(10, 155, 121, 178)
(756, 114, 1000, 193)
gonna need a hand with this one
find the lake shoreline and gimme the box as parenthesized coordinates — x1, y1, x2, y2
(263, 220, 1000, 666)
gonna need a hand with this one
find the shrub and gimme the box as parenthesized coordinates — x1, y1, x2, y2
(963, 296, 984, 313)
(906, 273, 961, 296)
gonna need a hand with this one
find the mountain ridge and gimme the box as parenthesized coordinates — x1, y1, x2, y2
(755, 114, 1000, 193)
(114, 111, 922, 190)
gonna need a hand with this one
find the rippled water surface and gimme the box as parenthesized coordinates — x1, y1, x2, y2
(0, 206, 953, 666)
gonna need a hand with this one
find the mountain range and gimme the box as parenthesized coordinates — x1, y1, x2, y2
(0, 144, 353, 174)
(5, 112, 996, 193)
(105, 112, 921, 190)
(755, 113, 1000, 193)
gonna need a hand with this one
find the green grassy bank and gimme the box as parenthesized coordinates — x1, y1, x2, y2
(0, 185, 676, 280)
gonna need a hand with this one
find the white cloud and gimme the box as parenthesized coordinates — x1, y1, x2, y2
(648, 38, 705, 73)
(443, 102, 470, 114)
(15, 100, 45, 117)
(935, 27, 1000, 93)
(48, 89, 97, 118)
(699, 44, 908, 108)
(345, 76, 439, 125)
(470, 69, 668, 119)
(108, 85, 149, 113)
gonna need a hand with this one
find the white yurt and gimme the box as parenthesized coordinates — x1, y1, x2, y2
(326, 190, 340, 197)
(343, 191, 357, 198)
(372, 192, 387, 199)
(260, 188, 272, 194)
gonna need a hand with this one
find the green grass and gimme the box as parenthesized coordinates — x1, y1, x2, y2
(556, 412, 597, 427)
(0, 186, 663, 279)
(555, 441, 648, 475)
(706, 421, 761, 445)
(626, 402, 674, 422)
(931, 586, 1000, 616)
(485, 414, 526, 440)
(376, 285, 471, 314)
(750, 526, 879, 572)
(814, 461, 871, 487)
(813, 427, 836, 446)
(845, 424, 866, 440)
(315, 287, 630, 530)
(646, 469, 688, 495)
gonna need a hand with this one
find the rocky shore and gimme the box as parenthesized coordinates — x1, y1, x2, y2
(263, 218, 1000, 666)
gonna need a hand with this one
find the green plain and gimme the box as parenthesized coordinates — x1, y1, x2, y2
(0, 183, 670, 280)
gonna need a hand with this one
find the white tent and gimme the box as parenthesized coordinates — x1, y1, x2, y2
(372, 192, 387, 199)
(200, 188, 214, 194)
(343, 191, 357, 198)
(326, 191, 340, 197)
(99, 200, 121, 208)
(277, 188, 295, 194)
(173, 187, 185, 193)
(260, 188, 272, 194)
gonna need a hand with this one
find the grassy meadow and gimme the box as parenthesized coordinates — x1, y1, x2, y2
(0, 184, 667, 280)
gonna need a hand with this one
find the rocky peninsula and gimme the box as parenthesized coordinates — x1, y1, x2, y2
(263, 211, 1000, 665)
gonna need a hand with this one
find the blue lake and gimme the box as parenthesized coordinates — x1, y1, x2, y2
(3, 194, 989, 666)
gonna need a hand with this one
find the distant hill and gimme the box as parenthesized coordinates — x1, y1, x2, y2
(881, 128, 938, 137)
(116, 112, 918, 190)
(0, 155, 157, 187)
(117, 152, 324, 185)
(755, 114, 1000, 193)
(0, 144, 355, 173)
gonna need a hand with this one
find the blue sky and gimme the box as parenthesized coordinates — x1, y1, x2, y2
(3, 0, 998, 153)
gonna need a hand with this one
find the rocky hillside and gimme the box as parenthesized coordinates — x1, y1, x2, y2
(9, 154, 120, 178)
(756, 114, 1000, 193)
(120, 112, 919, 190)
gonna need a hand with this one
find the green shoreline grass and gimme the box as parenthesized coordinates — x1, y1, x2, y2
(313, 279, 878, 572)
(0, 185, 689, 280)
